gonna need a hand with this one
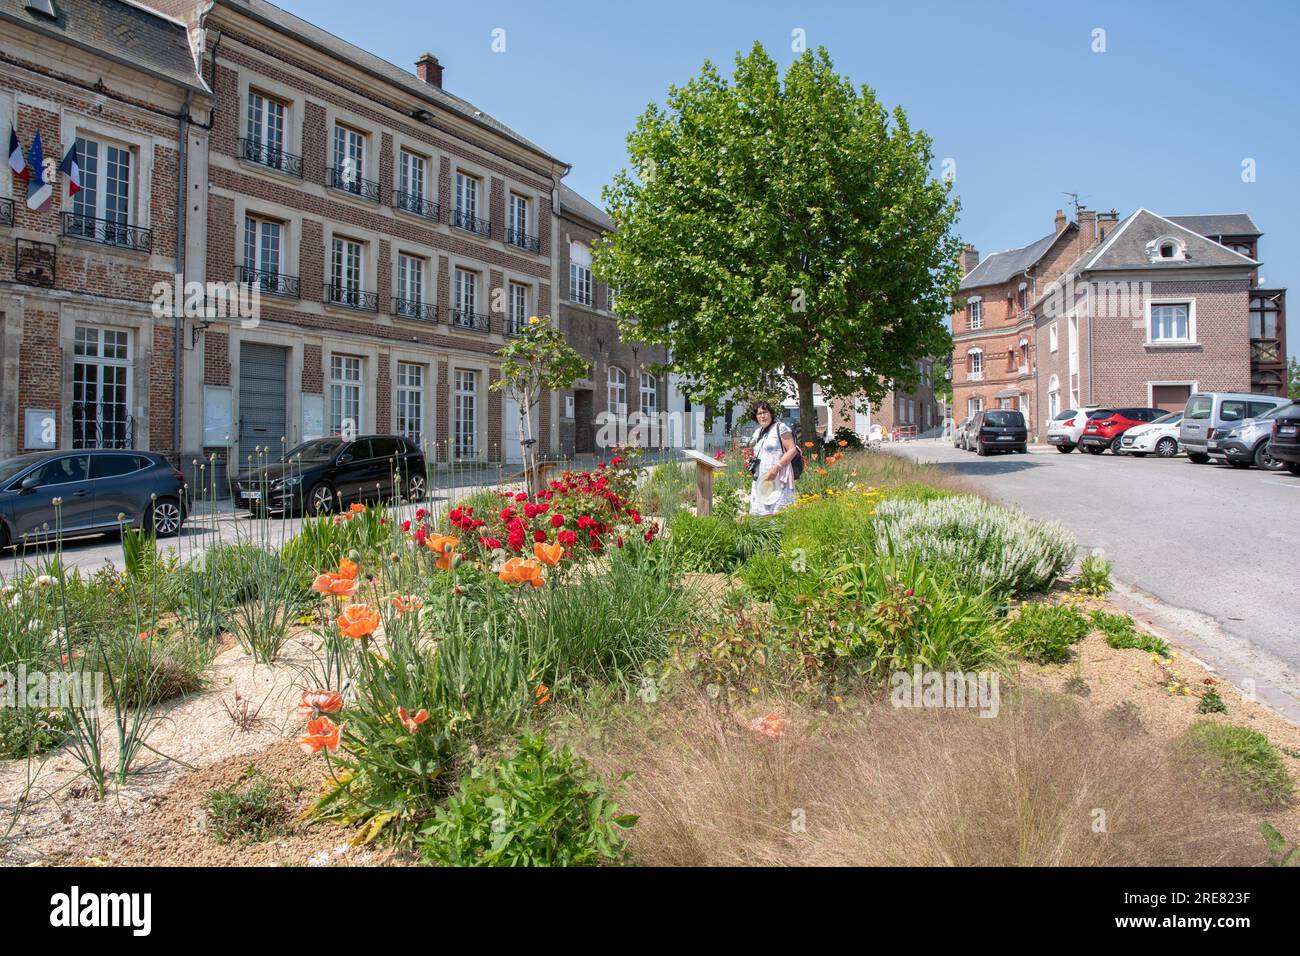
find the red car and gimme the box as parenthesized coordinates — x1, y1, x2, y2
(1079, 407, 1168, 454)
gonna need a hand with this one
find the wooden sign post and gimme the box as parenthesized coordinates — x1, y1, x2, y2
(682, 449, 727, 516)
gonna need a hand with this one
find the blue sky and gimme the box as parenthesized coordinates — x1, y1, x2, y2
(277, 0, 1300, 357)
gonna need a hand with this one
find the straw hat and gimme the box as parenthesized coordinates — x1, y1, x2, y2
(756, 478, 782, 507)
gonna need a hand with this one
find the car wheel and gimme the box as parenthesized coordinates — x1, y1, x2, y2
(1056, 444, 1073, 454)
(148, 497, 184, 538)
(308, 482, 337, 516)
(1187, 453, 1210, 464)
(1287, 462, 1300, 477)
(407, 473, 427, 502)
(1255, 442, 1285, 472)
(1155, 437, 1178, 458)
(1016, 446, 1028, 454)
(1110, 437, 1124, 454)
(976, 442, 988, 456)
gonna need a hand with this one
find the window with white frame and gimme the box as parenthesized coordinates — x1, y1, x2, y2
(1048, 375, 1060, 420)
(453, 369, 477, 458)
(1049, 322, 1059, 352)
(570, 242, 593, 306)
(246, 91, 287, 168)
(72, 325, 131, 448)
(71, 135, 132, 240)
(1019, 338, 1029, 372)
(397, 253, 425, 306)
(967, 348, 984, 380)
(242, 216, 283, 288)
(509, 193, 529, 242)
(607, 366, 627, 417)
(396, 362, 425, 443)
(331, 237, 365, 306)
(967, 299, 983, 330)
(329, 355, 363, 436)
(454, 172, 480, 228)
(1150, 302, 1191, 342)
(332, 124, 366, 189)
(640, 371, 658, 417)
(967, 396, 983, 417)
(453, 267, 479, 325)
(507, 281, 528, 335)
(397, 150, 428, 215)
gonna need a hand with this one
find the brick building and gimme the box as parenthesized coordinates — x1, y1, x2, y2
(554, 182, 667, 456)
(0, 0, 211, 460)
(829, 362, 945, 442)
(143, 0, 570, 481)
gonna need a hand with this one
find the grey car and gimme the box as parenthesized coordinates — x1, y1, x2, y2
(1180, 392, 1291, 464)
(1210, 401, 1294, 471)
(0, 450, 186, 548)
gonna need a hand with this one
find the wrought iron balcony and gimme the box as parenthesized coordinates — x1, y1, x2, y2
(327, 283, 379, 312)
(505, 317, 525, 337)
(449, 308, 490, 331)
(239, 138, 303, 177)
(393, 297, 438, 323)
(239, 265, 300, 298)
(394, 190, 441, 222)
(505, 226, 540, 254)
(0, 197, 12, 228)
(61, 211, 152, 253)
(452, 208, 491, 238)
(329, 165, 381, 202)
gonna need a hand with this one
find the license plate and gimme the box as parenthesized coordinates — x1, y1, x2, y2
(997, 435, 1013, 441)
(1280, 425, 1298, 436)
(240, 490, 262, 501)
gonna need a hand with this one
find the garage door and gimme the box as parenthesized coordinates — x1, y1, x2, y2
(238, 342, 288, 467)
(1151, 384, 1193, 413)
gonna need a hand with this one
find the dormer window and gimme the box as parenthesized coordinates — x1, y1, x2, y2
(1147, 235, 1188, 263)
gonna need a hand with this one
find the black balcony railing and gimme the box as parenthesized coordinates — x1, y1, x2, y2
(449, 308, 490, 332)
(329, 165, 381, 202)
(239, 265, 300, 298)
(394, 190, 442, 222)
(505, 317, 525, 337)
(505, 227, 540, 254)
(62, 211, 152, 253)
(393, 297, 438, 323)
(0, 197, 12, 228)
(327, 284, 379, 312)
(239, 138, 303, 177)
(452, 208, 491, 238)
(71, 404, 135, 450)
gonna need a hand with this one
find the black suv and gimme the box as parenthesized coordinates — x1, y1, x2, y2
(1267, 404, 1300, 476)
(232, 435, 427, 516)
(0, 450, 186, 547)
(972, 409, 1029, 455)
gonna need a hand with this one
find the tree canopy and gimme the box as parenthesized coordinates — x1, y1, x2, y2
(595, 42, 961, 435)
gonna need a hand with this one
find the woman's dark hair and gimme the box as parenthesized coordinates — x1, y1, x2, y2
(752, 400, 777, 422)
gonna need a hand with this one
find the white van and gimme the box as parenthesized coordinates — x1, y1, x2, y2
(1179, 392, 1291, 463)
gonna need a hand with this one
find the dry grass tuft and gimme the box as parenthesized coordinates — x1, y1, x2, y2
(587, 688, 1263, 867)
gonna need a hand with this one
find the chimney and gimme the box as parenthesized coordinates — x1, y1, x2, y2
(1054, 209, 1067, 235)
(1079, 206, 1097, 240)
(1097, 208, 1120, 241)
(962, 243, 979, 275)
(415, 53, 443, 89)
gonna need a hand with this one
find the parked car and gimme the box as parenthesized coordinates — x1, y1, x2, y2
(971, 409, 1029, 455)
(232, 435, 427, 516)
(953, 416, 972, 450)
(1045, 406, 1105, 453)
(1118, 411, 1183, 458)
(1266, 404, 1300, 476)
(1210, 401, 1294, 471)
(0, 450, 186, 548)
(1079, 407, 1167, 455)
(1179, 392, 1291, 464)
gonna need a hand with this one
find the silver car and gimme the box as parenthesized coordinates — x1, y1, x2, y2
(1180, 392, 1292, 464)
(1210, 402, 1294, 471)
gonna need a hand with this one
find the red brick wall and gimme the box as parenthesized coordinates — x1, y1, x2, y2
(303, 344, 323, 393)
(204, 331, 231, 385)
(150, 326, 178, 457)
(17, 310, 61, 451)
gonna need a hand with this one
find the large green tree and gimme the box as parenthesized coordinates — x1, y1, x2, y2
(595, 43, 960, 436)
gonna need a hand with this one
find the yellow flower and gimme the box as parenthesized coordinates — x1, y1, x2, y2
(528, 315, 540, 324)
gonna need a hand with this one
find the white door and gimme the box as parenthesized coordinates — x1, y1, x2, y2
(504, 395, 522, 465)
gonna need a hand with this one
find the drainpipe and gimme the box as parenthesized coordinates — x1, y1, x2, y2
(174, 91, 192, 464)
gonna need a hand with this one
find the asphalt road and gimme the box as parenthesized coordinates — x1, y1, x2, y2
(887, 440, 1300, 714)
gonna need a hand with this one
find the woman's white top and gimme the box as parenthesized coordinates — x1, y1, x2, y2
(749, 422, 795, 515)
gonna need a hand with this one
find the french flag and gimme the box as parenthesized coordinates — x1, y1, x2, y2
(7, 126, 27, 181)
(26, 130, 52, 212)
(59, 141, 80, 198)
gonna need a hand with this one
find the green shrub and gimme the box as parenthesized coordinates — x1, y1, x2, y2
(205, 769, 291, 843)
(737, 552, 790, 601)
(732, 517, 781, 562)
(668, 512, 738, 573)
(872, 495, 1075, 596)
(0, 707, 69, 759)
(1076, 553, 1113, 594)
(99, 625, 213, 708)
(1090, 610, 1169, 656)
(419, 733, 636, 866)
(778, 489, 880, 566)
(1174, 721, 1296, 810)
(1007, 603, 1091, 664)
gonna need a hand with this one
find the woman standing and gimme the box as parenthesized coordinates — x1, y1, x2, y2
(748, 401, 798, 516)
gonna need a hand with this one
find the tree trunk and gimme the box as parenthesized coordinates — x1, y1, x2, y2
(794, 372, 816, 445)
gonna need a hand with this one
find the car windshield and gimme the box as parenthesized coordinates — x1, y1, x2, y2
(1053, 409, 1076, 421)
(1184, 396, 1212, 420)
(285, 439, 345, 463)
(1088, 409, 1115, 419)
(1151, 412, 1182, 425)
(984, 411, 1023, 427)
(0, 454, 45, 485)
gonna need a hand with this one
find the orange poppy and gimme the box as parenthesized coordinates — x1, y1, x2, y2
(498, 557, 545, 588)
(297, 690, 343, 720)
(533, 541, 563, 566)
(348, 503, 367, 515)
(298, 716, 343, 754)
(803, 441, 814, 448)
(397, 706, 430, 734)
(338, 557, 359, 580)
(535, 684, 551, 706)
(392, 594, 425, 614)
(425, 534, 460, 570)
(838, 439, 848, 447)
(311, 572, 358, 598)
(337, 603, 381, 639)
